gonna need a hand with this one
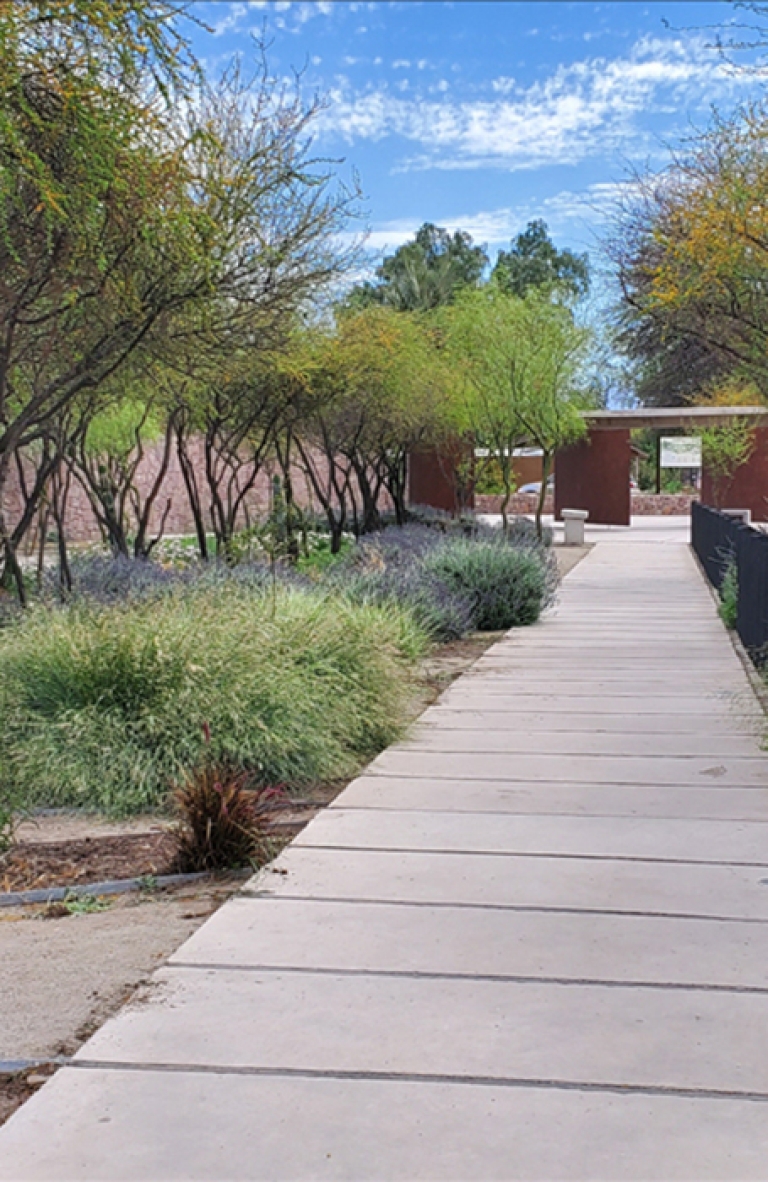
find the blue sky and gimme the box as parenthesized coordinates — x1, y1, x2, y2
(192, 1, 762, 276)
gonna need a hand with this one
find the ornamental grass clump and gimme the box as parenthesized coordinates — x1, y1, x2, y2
(0, 585, 425, 816)
(171, 762, 265, 873)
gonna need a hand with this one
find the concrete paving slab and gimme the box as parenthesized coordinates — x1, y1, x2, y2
(336, 776, 768, 820)
(438, 691, 761, 715)
(170, 895, 768, 989)
(491, 649, 742, 659)
(295, 808, 768, 864)
(254, 846, 768, 921)
(73, 966, 768, 1095)
(473, 660, 748, 676)
(453, 676, 749, 694)
(460, 681, 751, 699)
(366, 750, 768, 787)
(471, 665, 747, 680)
(397, 729, 763, 758)
(419, 708, 765, 735)
(3, 1067, 767, 1182)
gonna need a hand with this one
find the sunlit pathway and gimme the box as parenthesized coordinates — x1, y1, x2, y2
(2, 521, 768, 1180)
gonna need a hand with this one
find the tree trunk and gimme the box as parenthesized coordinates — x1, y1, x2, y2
(535, 451, 552, 540)
(175, 421, 209, 560)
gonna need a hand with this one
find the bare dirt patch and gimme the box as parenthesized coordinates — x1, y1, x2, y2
(1, 832, 178, 893)
(0, 1065, 56, 1128)
(421, 632, 502, 688)
(0, 879, 241, 1063)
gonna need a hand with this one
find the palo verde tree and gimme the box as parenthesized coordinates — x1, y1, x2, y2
(68, 370, 176, 562)
(692, 378, 762, 507)
(609, 102, 768, 408)
(315, 306, 455, 532)
(276, 307, 453, 549)
(0, 1, 203, 599)
(0, 5, 360, 597)
(445, 286, 592, 536)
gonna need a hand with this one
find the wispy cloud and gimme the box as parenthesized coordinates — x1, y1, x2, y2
(212, 0, 335, 38)
(350, 181, 648, 261)
(316, 34, 755, 172)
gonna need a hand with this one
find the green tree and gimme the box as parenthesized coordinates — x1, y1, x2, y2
(69, 378, 175, 561)
(0, 1, 200, 598)
(446, 287, 592, 536)
(349, 223, 488, 312)
(0, 4, 359, 598)
(285, 307, 453, 547)
(493, 220, 590, 301)
(609, 103, 768, 407)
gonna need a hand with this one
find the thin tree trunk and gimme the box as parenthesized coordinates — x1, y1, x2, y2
(535, 451, 552, 540)
(175, 422, 208, 560)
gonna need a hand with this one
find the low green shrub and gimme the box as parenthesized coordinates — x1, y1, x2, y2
(423, 538, 549, 630)
(719, 560, 739, 630)
(0, 586, 427, 816)
(295, 535, 353, 577)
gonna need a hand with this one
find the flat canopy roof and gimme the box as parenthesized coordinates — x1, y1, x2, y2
(585, 406, 768, 430)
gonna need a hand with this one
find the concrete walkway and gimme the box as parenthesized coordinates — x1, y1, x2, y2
(2, 522, 768, 1180)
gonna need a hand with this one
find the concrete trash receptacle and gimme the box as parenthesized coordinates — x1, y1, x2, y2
(562, 508, 589, 545)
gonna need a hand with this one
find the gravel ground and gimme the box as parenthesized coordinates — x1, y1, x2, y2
(0, 880, 238, 1064)
(555, 543, 591, 579)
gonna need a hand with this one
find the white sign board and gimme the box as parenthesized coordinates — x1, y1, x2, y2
(660, 436, 702, 468)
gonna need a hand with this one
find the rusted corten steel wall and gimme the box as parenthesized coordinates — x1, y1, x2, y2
(554, 428, 632, 526)
(408, 441, 475, 514)
(701, 426, 768, 522)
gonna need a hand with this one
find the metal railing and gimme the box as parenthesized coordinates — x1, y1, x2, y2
(691, 502, 768, 663)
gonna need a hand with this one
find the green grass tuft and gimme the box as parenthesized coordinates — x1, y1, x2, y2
(0, 586, 426, 816)
(719, 560, 739, 630)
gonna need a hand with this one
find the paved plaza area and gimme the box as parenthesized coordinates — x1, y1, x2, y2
(1, 518, 768, 1179)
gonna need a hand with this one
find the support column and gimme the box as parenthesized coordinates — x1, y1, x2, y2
(408, 441, 475, 515)
(701, 426, 768, 522)
(555, 428, 631, 526)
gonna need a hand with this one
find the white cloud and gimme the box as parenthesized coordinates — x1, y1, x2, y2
(338, 180, 646, 288)
(354, 182, 640, 265)
(213, 2, 247, 36)
(316, 33, 755, 173)
(212, 0, 336, 37)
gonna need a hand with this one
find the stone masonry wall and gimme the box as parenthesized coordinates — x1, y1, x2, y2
(475, 493, 695, 517)
(2, 438, 390, 552)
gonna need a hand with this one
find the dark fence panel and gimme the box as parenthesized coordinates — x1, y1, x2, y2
(691, 502, 768, 663)
(736, 527, 768, 658)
